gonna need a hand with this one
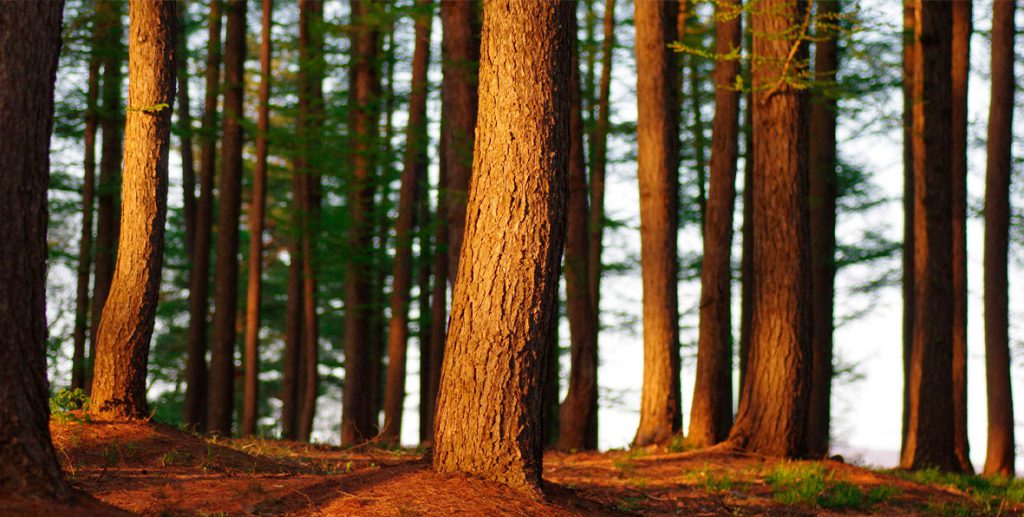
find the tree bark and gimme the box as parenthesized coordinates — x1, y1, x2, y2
(0, 0, 70, 499)
(726, 0, 812, 458)
(900, 0, 914, 457)
(632, 0, 682, 448)
(982, 0, 1016, 479)
(900, 0, 957, 471)
(207, 0, 246, 436)
(416, 128, 435, 444)
(342, 0, 381, 445)
(91, 0, 178, 419)
(738, 90, 753, 402)
(177, 0, 196, 263)
(184, 0, 222, 432)
(382, 0, 432, 445)
(242, 0, 273, 438)
(688, 0, 741, 448)
(588, 0, 615, 334)
(543, 295, 561, 448)
(805, 0, 839, 458)
(432, 0, 572, 493)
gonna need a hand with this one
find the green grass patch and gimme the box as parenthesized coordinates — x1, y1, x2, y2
(766, 462, 898, 511)
(887, 467, 1024, 513)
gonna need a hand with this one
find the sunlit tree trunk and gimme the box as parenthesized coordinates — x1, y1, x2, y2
(432, 0, 572, 493)
(0, 0, 69, 499)
(900, 0, 915, 457)
(91, 0, 178, 419)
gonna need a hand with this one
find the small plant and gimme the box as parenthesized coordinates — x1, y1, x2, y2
(49, 388, 91, 424)
(160, 447, 187, 467)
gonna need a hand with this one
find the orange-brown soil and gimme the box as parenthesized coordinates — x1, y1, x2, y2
(0, 419, 1013, 515)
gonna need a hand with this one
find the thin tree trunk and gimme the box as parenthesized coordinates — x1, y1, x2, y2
(982, 0, 1016, 479)
(281, 249, 303, 440)
(900, 0, 957, 471)
(91, 0, 178, 419)
(632, 0, 682, 448)
(207, 0, 247, 435)
(423, 130, 449, 445)
(432, 0, 572, 493)
(738, 91, 753, 402)
(177, 0, 196, 263)
(688, 0, 741, 448)
(416, 183, 434, 443)
(900, 0, 915, 458)
(184, 0, 222, 432)
(805, 0, 839, 459)
(0, 0, 69, 499)
(242, 0, 273, 437)
(726, 0, 811, 458)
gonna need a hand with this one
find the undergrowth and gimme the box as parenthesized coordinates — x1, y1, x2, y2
(887, 467, 1024, 514)
(767, 462, 898, 511)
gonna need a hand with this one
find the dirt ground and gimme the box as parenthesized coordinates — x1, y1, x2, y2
(0, 418, 1015, 515)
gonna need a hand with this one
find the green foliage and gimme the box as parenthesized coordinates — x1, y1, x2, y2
(888, 468, 1024, 513)
(50, 388, 91, 424)
(766, 462, 897, 511)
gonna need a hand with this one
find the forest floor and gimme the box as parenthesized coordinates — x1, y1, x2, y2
(1, 418, 1020, 516)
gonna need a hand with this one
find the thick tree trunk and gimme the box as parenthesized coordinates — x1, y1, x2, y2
(432, 0, 572, 493)
(901, 0, 957, 472)
(982, 0, 1016, 479)
(558, 11, 599, 452)
(0, 0, 69, 499)
(440, 0, 480, 281)
(688, 0, 741, 448)
(184, 0, 222, 432)
(72, 23, 101, 391)
(543, 296, 561, 448)
(177, 0, 196, 262)
(726, 0, 811, 458)
(341, 0, 381, 445)
(89, 0, 125, 391)
(950, 0, 972, 474)
(632, 0, 682, 448)
(207, 0, 246, 436)
(242, 0, 273, 437)
(382, 0, 432, 445)
(91, 0, 178, 419)
(900, 0, 915, 457)
(587, 0, 615, 338)
(805, 0, 839, 459)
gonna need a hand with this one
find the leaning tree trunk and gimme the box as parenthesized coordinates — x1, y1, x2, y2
(632, 0, 682, 448)
(184, 0, 222, 432)
(805, 0, 839, 458)
(900, 0, 957, 472)
(900, 0, 915, 456)
(982, 0, 1016, 479)
(725, 0, 812, 458)
(0, 0, 69, 500)
(432, 0, 572, 494)
(242, 0, 272, 437)
(382, 0, 432, 445)
(950, 0, 972, 474)
(688, 0, 741, 448)
(91, 0, 178, 420)
(207, 0, 246, 436)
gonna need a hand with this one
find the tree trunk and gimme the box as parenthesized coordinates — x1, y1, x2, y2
(982, 0, 1016, 479)
(242, 0, 272, 438)
(632, 0, 682, 448)
(432, 0, 572, 493)
(726, 0, 811, 457)
(72, 18, 101, 391)
(543, 295, 561, 448)
(738, 90, 753, 402)
(341, 0, 381, 445)
(900, 0, 915, 457)
(0, 0, 70, 499)
(281, 251, 303, 440)
(91, 0, 178, 419)
(422, 129, 449, 445)
(177, 0, 196, 263)
(950, 0, 972, 475)
(184, 0, 222, 432)
(805, 0, 839, 458)
(587, 0, 614, 342)
(416, 145, 435, 444)
(900, 0, 957, 471)
(440, 0, 480, 281)
(558, 10, 599, 452)
(688, 0, 741, 448)
(89, 0, 125, 391)
(207, 0, 246, 436)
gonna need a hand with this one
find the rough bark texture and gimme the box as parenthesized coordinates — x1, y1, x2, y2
(91, 0, 178, 420)
(805, 0, 838, 459)
(900, 0, 915, 456)
(543, 296, 561, 448)
(382, 0, 432, 444)
(89, 0, 125, 391)
(432, 0, 572, 493)
(632, 0, 682, 448)
(900, 0, 957, 472)
(0, 0, 69, 500)
(726, 0, 811, 458)
(184, 0, 222, 432)
(207, 0, 246, 436)
(950, 0, 972, 475)
(242, 0, 273, 437)
(982, 0, 1016, 479)
(688, 0, 741, 448)
(440, 0, 480, 281)
(588, 0, 615, 336)
(342, 0, 381, 445)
